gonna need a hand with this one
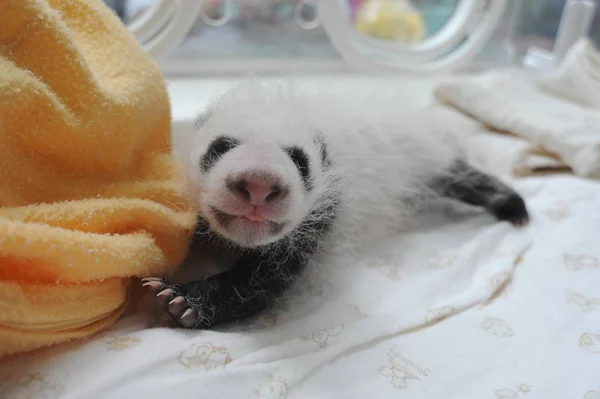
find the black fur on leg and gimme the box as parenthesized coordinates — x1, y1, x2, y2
(144, 193, 340, 330)
(429, 159, 530, 226)
(145, 251, 306, 329)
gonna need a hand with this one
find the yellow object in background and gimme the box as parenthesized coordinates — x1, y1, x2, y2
(0, 0, 197, 357)
(355, 0, 426, 44)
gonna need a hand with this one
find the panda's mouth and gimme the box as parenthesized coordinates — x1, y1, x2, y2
(243, 213, 267, 222)
(211, 207, 286, 235)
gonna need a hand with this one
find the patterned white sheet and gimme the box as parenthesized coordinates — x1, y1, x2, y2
(1, 174, 599, 399)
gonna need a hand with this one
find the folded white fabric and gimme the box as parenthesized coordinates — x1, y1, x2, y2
(433, 38, 600, 179)
(538, 39, 600, 108)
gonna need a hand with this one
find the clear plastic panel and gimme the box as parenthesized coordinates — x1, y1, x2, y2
(102, 0, 600, 75)
(180, 2, 329, 58)
(321, 0, 517, 74)
(127, 0, 340, 60)
(509, 1, 600, 55)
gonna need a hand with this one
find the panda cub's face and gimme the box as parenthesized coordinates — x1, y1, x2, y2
(186, 82, 331, 248)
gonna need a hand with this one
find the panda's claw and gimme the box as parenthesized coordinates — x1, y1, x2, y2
(180, 308, 198, 327)
(141, 277, 162, 283)
(169, 296, 185, 305)
(142, 277, 166, 291)
(168, 296, 187, 315)
(157, 288, 175, 298)
(142, 278, 202, 328)
(142, 281, 163, 290)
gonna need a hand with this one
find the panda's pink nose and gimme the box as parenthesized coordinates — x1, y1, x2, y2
(228, 173, 287, 206)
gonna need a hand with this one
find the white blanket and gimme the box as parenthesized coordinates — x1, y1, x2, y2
(1, 175, 599, 399)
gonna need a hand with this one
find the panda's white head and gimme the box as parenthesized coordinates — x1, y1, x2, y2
(185, 80, 335, 249)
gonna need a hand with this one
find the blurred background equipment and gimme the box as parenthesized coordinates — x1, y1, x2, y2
(102, 0, 599, 75)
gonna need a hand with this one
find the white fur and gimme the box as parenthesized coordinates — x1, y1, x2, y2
(179, 79, 460, 252)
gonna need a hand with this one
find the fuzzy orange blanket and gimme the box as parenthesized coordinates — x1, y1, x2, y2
(0, 0, 197, 357)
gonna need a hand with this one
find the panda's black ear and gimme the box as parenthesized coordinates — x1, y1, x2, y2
(194, 111, 211, 130)
(313, 130, 332, 170)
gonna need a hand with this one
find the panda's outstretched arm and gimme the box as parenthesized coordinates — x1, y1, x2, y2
(430, 159, 530, 225)
(143, 250, 305, 329)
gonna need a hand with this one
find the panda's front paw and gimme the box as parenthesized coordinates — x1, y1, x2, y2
(142, 277, 203, 329)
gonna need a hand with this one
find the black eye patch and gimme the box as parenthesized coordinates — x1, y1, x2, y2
(284, 146, 312, 191)
(313, 130, 332, 170)
(201, 135, 240, 173)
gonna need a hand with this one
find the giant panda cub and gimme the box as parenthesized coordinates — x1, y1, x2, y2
(143, 80, 529, 330)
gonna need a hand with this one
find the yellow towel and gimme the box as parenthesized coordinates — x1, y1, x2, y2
(0, 0, 197, 357)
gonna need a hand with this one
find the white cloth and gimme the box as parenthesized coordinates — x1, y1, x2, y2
(538, 39, 600, 109)
(1, 175, 599, 399)
(433, 38, 600, 179)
